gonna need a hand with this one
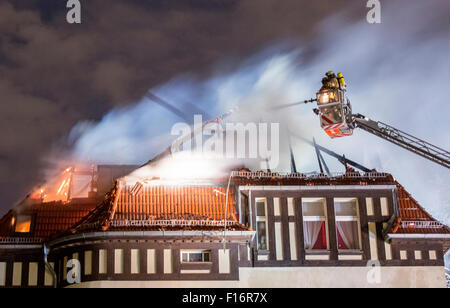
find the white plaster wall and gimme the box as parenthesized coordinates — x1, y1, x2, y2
(368, 222, 378, 260)
(0, 262, 6, 286)
(12, 262, 22, 286)
(84, 251, 92, 275)
(114, 249, 124, 274)
(99, 250, 107, 274)
(44, 262, 55, 287)
(147, 249, 156, 274)
(28, 262, 38, 287)
(274, 223, 283, 260)
(218, 249, 231, 274)
(164, 249, 172, 274)
(131, 249, 140, 274)
(68, 266, 447, 288)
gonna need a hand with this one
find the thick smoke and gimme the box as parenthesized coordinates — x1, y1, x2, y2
(67, 1, 449, 224)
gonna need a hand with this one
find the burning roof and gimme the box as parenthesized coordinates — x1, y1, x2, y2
(0, 165, 449, 243)
(66, 183, 243, 235)
(0, 199, 97, 241)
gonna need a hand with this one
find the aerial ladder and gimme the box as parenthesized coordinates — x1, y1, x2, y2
(275, 72, 450, 169)
(144, 77, 450, 169)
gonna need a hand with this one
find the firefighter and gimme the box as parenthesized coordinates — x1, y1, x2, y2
(320, 71, 339, 90)
(337, 72, 346, 89)
(320, 77, 329, 91)
(325, 71, 339, 89)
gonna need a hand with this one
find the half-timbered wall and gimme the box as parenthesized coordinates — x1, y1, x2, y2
(239, 185, 446, 267)
(0, 185, 448, 288)
(0, 238, 251, 288)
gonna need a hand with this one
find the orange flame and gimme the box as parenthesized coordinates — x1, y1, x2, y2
(31, 166, 74, 203)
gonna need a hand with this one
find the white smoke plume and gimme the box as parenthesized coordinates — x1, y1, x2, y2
(65, 0, 449, 224)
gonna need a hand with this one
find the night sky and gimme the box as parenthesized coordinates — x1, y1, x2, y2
(1, 0, 449, 219)
(0, 0, 357, 214)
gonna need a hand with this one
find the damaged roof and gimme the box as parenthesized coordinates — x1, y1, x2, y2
(0, 199, 97, 242)
(0, 169, 448, 243)
(66, 184, 244, 236)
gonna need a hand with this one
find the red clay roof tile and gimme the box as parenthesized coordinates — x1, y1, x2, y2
(0, 200, 97, 240)
(394, 183, 450, 234)
(1, 171, 448, 240)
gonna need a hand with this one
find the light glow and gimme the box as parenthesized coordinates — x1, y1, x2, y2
(123, 151, 237, 187)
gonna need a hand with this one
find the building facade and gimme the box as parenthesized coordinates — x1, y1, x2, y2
(0, 168, 449, 288)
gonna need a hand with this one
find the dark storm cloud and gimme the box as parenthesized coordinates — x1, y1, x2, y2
(2, 0, 449, 220)
(0, 0, 359, 214)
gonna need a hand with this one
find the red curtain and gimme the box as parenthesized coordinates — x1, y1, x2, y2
(312, 221, 327, 249)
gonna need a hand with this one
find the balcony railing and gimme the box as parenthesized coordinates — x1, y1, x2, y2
(0, 237, 43, 245)
(110, 219, 238, 227)
(401, 221, 445, 229)
(231, 171, 390, 179)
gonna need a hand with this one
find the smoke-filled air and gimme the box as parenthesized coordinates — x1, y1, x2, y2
(44, 1, 449, 225)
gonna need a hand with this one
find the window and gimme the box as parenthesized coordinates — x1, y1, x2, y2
(181, 250, 211, 263)
(334, 198, 361, 250)
(317, 89, 342, 105)
(255, 199, 268, 251)
(302, 198, 328, 250)
(14, 215, 32, 233)
(320, 105, 343, 125)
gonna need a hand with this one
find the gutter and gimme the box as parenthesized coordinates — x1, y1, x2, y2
(383, 187, 401, 239)
(48, 230, 256, 247)
(43, 243, 57, 288)
(387, 234, 450, 239)
(239, 184, 398, 191)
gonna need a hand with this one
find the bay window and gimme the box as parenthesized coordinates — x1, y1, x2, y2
(302, 198, 328, 250)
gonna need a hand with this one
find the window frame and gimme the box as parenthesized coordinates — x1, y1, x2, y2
(12, 213, 35, 236)
(180, 250, 212, 264)
(255, 198, 269, 252)
(334, 198, 362, 252)
(317, 89, 343, 106)
(302, 198, 330, 251)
